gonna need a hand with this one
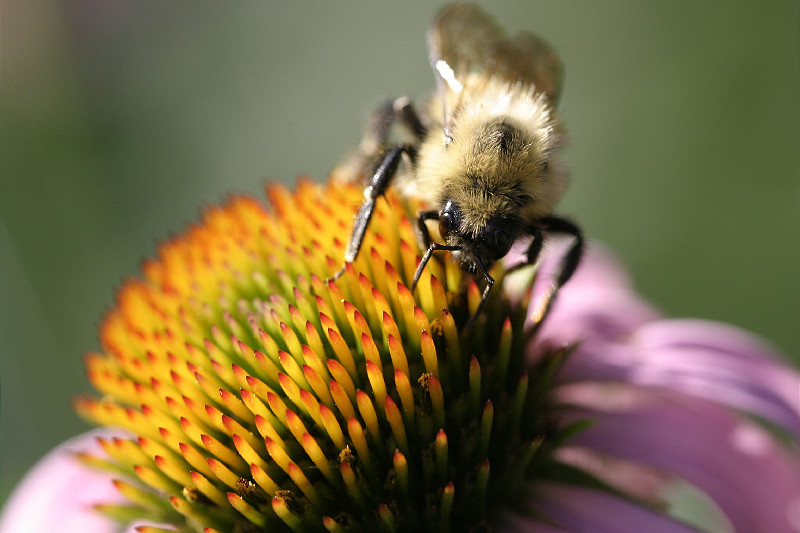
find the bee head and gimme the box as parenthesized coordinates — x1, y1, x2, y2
(438, 200, 517, 271)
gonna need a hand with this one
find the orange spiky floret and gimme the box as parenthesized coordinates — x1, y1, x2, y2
(75, 179, 563, 533)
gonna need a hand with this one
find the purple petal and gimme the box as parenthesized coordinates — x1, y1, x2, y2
(503, 482, 703, 533)
(558, 383, 800, 533)
(0, 429, 124, 533)
(634, 319, 799, 433)
(525, 241, 799, 434)
(559, 319, 800, 436)
(499, 512, 570, 533)
(0, 430, 170, 533)
(554, 446, 672, 506)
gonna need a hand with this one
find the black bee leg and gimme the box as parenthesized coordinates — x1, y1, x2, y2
(332, 97, 425, 184)
(529, 216, 584, 330)
(362, 100, 399, 154)
(356, 98, 426, 160)
(332, 145, 414, 280)
(463, 256, 494, 330)
(411, 242, 461, 292)
(540, 216, 584, 287)
(415, 210, 439, 251)
(505, 227, 544, 275)
(392, 97, 427, 142)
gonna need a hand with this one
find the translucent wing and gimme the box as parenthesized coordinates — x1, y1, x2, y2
(428, 4, 563, 104)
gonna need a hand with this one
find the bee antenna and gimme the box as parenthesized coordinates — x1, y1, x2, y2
(411, 242, 461, 293)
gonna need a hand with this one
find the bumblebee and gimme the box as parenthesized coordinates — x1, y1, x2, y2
(336, 4, 583, 328)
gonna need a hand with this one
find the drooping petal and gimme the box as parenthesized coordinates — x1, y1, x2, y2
(554, 445, 672, 506)
(558, 383, 800, 533)
(559, 319, 800, 436)
(633, 319, 799, 435)
(0, 429, 160, 533)
(505, 482, 704, 533)
(526, 240, 799, 436)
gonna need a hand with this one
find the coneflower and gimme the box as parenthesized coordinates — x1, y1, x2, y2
(1, 180, 797, 533)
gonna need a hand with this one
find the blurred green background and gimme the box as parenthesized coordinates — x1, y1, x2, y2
(2, 0, 798, 507)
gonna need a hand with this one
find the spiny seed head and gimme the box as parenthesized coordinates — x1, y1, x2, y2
(75, 180, 572, 532)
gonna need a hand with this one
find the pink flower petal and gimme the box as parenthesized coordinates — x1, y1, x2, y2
(634, 319, 800, 433)
(506, 482, 702, 533)
(0, 429, 171, 533)
(0, 429, 125, 533)
(555, 445, 672, 505)
(558, 383, 800, 533)
(528, 243, 799, 435)
(559, 319, 800, 435)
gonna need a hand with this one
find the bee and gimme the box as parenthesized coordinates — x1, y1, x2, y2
(335, 3, 583, 329)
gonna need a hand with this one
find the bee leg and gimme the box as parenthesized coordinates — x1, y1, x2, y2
(331, 98, 424, 183)
(361, 100, 399, 154)
(505, 227, 544, 275)
(415, 210, 440, 252)
(411, 242, 461, 292)
(367, 97, 426, 150)
(528, 216, 584, 330)
(540, 216, 583, 287)
(463, 256, 494, 330)
(332, 145, 414, 280)
(392, 96, 427, 142)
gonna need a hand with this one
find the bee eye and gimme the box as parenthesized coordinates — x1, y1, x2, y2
(439, 211, 456, 238)
(438, 200, 461, 239)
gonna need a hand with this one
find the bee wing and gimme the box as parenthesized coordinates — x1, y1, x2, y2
(428, 3, 505, 78)
(494, 32, 563, 104)
(428, 4, 563, 107)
